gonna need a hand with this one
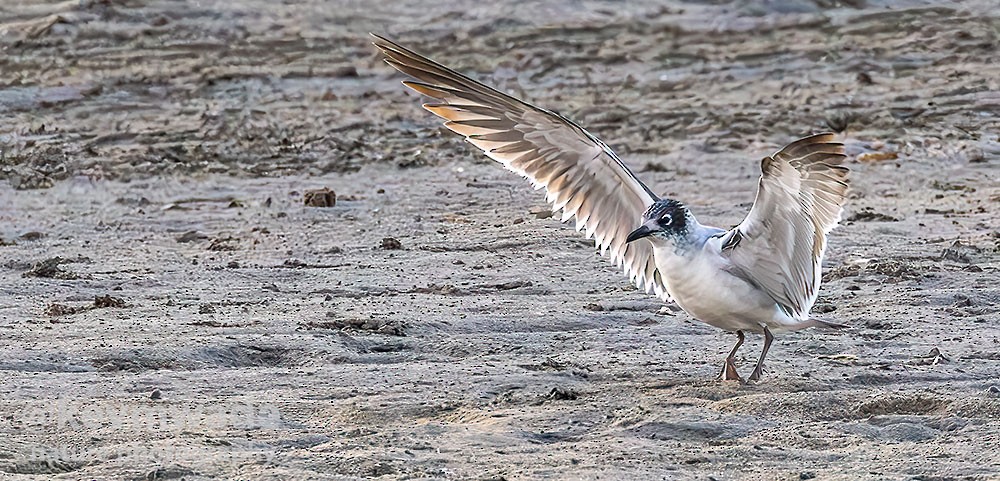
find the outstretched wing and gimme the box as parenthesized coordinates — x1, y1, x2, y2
(719, 133, 849, 319)
(371, 34, 669, 300)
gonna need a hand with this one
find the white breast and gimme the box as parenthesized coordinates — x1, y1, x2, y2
(652, 237, 785, 333)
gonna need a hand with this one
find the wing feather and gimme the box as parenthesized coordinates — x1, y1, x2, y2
(720, 133, 850, 319)
(372, 33, 670, 301)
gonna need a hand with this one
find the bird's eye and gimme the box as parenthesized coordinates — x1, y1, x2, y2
(659, 214, 672, 226)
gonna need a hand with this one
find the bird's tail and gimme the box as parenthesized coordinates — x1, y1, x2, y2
(803, 318, 849, 329)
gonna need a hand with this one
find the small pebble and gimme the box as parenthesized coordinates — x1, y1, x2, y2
(381, 237, 403, 250)
(304, 188, 336, 207)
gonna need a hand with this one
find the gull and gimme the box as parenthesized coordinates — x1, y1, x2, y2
(371, 34, 850, 382)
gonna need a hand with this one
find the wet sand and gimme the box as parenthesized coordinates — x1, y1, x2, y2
(1, 1, 999, 479)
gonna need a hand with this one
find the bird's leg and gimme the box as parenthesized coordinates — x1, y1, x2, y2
(747, 325, 774, 382)
(718, 330, 745, 382)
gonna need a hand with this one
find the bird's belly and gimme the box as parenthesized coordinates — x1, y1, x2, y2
(656, 253, 777, 332)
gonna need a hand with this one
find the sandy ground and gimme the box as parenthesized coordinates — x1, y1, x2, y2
(1, 0, 999, 479)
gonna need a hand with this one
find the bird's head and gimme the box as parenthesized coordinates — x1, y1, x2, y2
(625, 198, 690, 244)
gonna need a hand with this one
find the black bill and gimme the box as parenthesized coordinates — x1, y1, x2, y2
(625, 224, 655, 243)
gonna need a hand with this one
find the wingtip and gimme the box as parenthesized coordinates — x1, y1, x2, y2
(775, 132, 844, 158)
(370, 32, 395, 51)
(806, 132, 838, 142)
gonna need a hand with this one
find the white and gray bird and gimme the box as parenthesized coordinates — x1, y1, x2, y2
(372, 34, 850, 382)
